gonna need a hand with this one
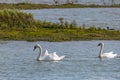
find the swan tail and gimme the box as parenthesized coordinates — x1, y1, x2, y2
(113, 54, 117, 57)
(59, 56, 65, 60)
(109, 51, 117, 57)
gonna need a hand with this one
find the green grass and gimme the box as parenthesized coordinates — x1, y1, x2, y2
(0, 28, 120, 42)
(0, 9, 35, 29)
(0, 3, 120, 9)
(0, 9, 120, 42)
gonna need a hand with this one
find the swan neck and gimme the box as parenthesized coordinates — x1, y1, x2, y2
(38, 46, 42, 60)
(99, 45, 104, 58)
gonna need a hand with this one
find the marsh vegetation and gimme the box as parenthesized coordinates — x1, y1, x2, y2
(0, 10, 120, 41)
(0, 3, 120, 9)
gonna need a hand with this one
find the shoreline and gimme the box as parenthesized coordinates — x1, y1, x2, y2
(0, 9, 120, 42)
(0, 3, 120, 9)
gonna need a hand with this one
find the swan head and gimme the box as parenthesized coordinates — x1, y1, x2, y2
(97, 42, 104, 47)
(33, 44, 41, 51)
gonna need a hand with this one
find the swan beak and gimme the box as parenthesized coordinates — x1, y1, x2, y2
(97, 43, 101, 46)
(33, 46, 37, 51)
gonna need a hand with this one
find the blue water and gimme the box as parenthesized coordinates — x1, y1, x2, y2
(0, 40, 120, 80)
(25, 8, 120, 30)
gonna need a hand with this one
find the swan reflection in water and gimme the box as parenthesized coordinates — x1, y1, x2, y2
(33, 44, 65, 61)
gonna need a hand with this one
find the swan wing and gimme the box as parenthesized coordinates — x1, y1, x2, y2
(41, 51, 65, 61)
(103, 51, 117, 58)
(42, 52, 57, 60)
(41, 50, 50, 60)
(52, 52, 65, 60)
(49, 52, 65, 60)
(109, 51, 117, 57)
(52, 52, 59, 58)
(44, 50, 49, 55)
(48, 52, 58, 60)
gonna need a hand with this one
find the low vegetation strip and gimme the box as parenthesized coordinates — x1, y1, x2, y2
(0, 3, 120, 9)
(0, 9, 120, 41)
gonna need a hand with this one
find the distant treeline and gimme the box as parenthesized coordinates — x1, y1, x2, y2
(0, 3, 120, 9)
(0, 0, 119, 5)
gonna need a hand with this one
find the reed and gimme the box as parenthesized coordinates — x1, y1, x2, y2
(0, 9, 120, 41)
(0, 9, 35, 29)
(0, 3, 120, 9)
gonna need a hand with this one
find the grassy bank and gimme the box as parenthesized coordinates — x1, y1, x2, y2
(0, 10, 120, 42)
(0, 28, 120, 42)
(0, 3, 120, 9)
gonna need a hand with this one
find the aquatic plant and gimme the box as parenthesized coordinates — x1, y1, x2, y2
(0, 9, 35, 29)
(0, 3, 120, 9)
(0, 9, 120, 41)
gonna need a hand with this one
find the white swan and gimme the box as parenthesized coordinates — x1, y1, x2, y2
(33, 44, 65, 61)
(97, 42, 117, 58)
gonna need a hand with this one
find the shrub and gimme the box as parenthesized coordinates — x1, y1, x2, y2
(0, 9, 35, 29)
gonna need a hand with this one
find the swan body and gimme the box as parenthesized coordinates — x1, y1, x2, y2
(97, 42, 117, 58)
(100, 51, 117, 58)
(33, 44, 65, 61)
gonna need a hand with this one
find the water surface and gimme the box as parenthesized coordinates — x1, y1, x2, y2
(0, 40, 120, 80)
(25, 8, 120, 30)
